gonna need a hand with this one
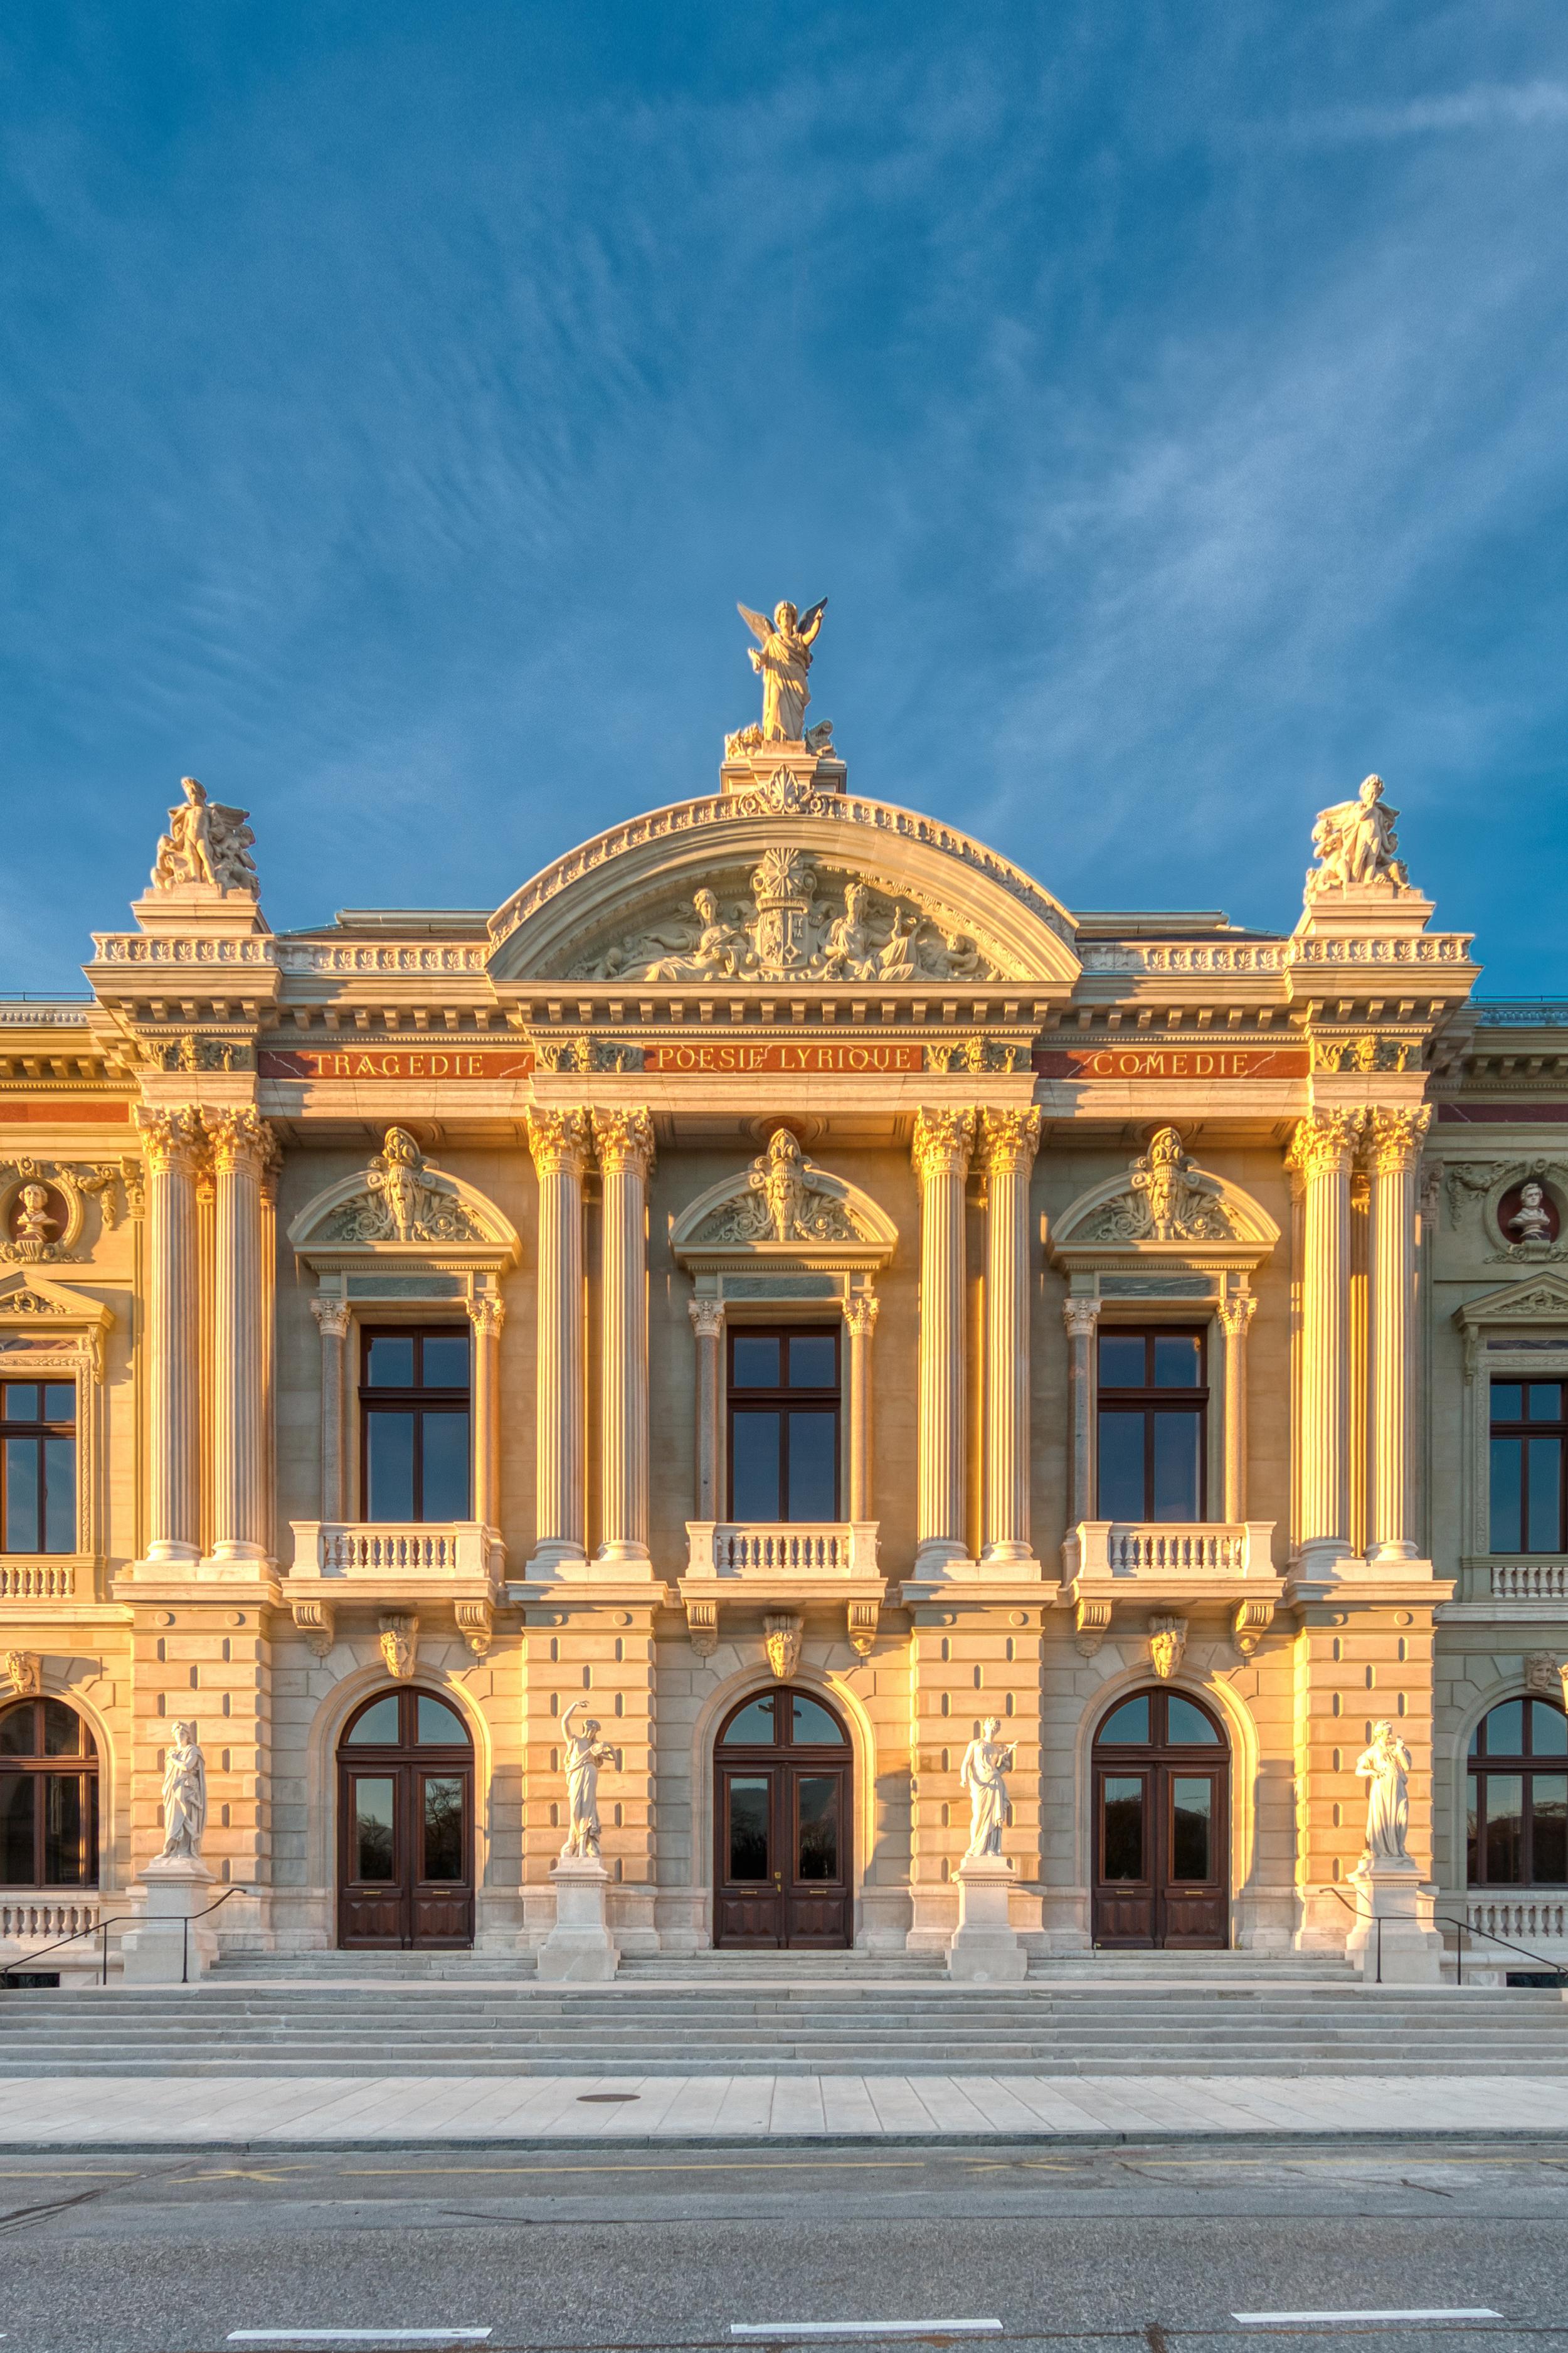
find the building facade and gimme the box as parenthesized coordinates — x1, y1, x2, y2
(2, 698, 1565, 1971)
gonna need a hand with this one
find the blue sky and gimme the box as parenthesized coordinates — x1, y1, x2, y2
(3, 2, 1565, 994)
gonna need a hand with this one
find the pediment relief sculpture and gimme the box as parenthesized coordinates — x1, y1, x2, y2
(151, 777, 259, 898)
(1051, 1130, 1279, 1268)
(569, 849, 999, 986)
(289, 1130, 519, 1267)
(673, 1129, 897, 1265)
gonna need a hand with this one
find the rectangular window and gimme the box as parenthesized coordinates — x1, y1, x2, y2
(359, 1329, 470, 1522)
(0, 1382, 77, 1555)
(1096, 1329, 1207, 1521)
(727, 1325, 840, 1521)
(1490, 1379, 1568, 1553)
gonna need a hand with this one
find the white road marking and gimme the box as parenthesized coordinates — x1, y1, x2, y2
(1232, 2312, 1502, 2327)
(227, 2335, 492, 2349)
(733, 2327, 1003, 2340)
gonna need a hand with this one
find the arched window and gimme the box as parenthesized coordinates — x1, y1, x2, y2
(1468, 1698, 1567, 1886)
(0, 1698, 98, 1887)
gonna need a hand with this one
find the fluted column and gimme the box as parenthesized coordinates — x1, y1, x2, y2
(688, 1300, 724, 1522)
(208, 1108, 273, 1564)
(310, 1296, 351, 1521)
(469, 1295, 506, 1529)
(1287, 1110, 1362, 1574)
(980, 1108, 1041, 1563)
(1063, 1299, 1099, 1527)
(845, 1292, 880, 1522)
(137, 1107, 204, 1566)
(1219, 1290, 1256, 1524)
(912, 1108, 975, 1575)
(526, 1109, 591, 1573)
(594, 1109, 655, 1568)
(1367, 1108, 1431, 1562)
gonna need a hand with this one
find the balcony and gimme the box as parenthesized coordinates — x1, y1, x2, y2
(686, 1521, 879, 1580)
(1062, 1520, 1280, 1610)
(1487, 1560, 1568, 1601)
(287, 1520, 504, 1602)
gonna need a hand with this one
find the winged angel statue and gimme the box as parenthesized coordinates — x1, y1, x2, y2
(738, 598, 829, 743)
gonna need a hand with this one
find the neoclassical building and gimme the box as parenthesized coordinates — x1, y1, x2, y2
(1, 666, 1565, 1970)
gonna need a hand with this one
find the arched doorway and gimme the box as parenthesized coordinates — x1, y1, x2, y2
(0, 1698, 98, 1888)
(713, 1686, 852, 1949)
(336, 1687, 474, 1949)
(1091, 1687, 1229, 1949)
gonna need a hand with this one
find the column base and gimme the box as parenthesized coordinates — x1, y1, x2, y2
(978, 1544, 1043, 1573)
(120, 1856, 217, 1985)
(139, 1541, 201, 1571)
(538, 1856, 619, 1982)
(523, 1543, 590, 1581)
(591, 1542, 656, 1575)
(913, 1542, 977, 1580)
(1343, 1859, 1444, 1985)
(1365, 1539, 1420, 1564)
(948, 1853, 1027, 1983)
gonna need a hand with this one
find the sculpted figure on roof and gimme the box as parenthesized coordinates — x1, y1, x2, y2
(737, 597, 827, 743)
(1307, 774, 1409, 896)
(151, 777, 259, 896)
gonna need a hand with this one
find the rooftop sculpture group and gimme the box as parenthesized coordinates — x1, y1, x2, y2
(151, 777, 259, 897)
(1306, 774, 1409, 898)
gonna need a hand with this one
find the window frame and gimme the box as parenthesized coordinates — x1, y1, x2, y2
(0, 1696, 100, 1888)
(1488, 1376, 1568, 1556)
(0, 1378, 78, 1556)
(357, 1324, 473, 1524)
(1465, 1697, 1568, 1888)
(1094, 1324, 1210, 1522)
(725, 1323, 842, 1524)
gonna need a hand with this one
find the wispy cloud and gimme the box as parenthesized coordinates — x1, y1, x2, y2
(1276, 80, 1568, 146)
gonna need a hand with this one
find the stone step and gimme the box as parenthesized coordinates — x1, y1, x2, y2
(3, 2048, 1566, 2078)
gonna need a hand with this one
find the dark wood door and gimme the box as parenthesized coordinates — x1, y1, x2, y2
(1091, 1687, 1229, 1949)
(337, 1688, 474, 1950)
(712, 1687, 852, 1948)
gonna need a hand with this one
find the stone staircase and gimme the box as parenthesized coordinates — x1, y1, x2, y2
(1, 1967, 1565, 2079)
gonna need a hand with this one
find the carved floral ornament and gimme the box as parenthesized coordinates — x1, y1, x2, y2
(1051, 1129, 1279, 1272)
(672, 1130, 897, 1267)
(289, 1129, 519, 1270)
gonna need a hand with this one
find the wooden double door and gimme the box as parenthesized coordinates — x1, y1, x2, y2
(337, 1687, 475, 1949)
(714, 1686, 853, 1948)
(1091, 1687, 1230, 1949)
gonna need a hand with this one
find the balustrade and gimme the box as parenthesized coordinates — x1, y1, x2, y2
(686, 1521, 881, 1581)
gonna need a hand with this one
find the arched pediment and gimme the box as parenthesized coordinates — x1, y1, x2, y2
(672, 1130, 897, 1272)
(289, 1128, 519, 1272)
(486, 794, 1081, 992)
(1051, 1129, 1279, 1272)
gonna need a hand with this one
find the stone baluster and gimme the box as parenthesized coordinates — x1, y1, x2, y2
(980, 1108, 1041, 1563)
(1367, 1107, 1431, 1562)
(1287, 1110, 1363, 1575)
(137, 1107, 204, 1567)
(310, 1297, 351, 1522)
(911, 1108, 975, 1576)
(469, 1295, 506, 1530)
(526, 1109, 591, 1574)
(688, 1300, 725, 1522)
(593, 1110, 655, 1568)
(1062, 1299, 1100, 1528)
(207, 1108, 272, 1565)
(1219, 1290, 1257, 1524)
(845, 1292, 880, 1522)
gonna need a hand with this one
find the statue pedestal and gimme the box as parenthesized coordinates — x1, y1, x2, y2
(948, 1854, 1027, 1984)
(1343, 1859, 1444, 1986)
(538, 1856, 619, 1983)
(120, 1856, 217, 1985)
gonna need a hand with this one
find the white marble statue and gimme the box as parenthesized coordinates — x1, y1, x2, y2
(1510, 1181, 1555, 1245)
(1355, 1721, 1412, 1864)
(738, 599, 827, 741)
(151, 777, 259, 896)
(960, 1718, 1016, 1860)
(12, 1184, 58, 1252)
(559, 1699, 619, 1861)
(157, 1722, 208, 1861)
(1307, 774, 1408, 895)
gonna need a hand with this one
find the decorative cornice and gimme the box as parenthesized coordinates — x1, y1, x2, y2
(911, 1107, 976, 1184)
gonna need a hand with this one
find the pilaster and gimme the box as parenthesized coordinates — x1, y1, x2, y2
(206, 1108, 272, 1568)
(137, 1107, 204, 1569)
(593, 1109, 655, 1572)
(1286, 1110, 1363, 1577)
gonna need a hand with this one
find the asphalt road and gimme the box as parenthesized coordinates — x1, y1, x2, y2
(0, 2138, 1563, 2353)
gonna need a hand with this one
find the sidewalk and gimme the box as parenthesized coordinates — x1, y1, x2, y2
(5, 2069, 1568, 2147)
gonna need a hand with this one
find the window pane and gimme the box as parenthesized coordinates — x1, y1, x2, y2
(1097, 1410, 1145, 1518)
(420, 1334, 469, 1389)
(43, 1384, 75, 1424)
(1528, 1384, 1564, 1421)
(366, 1412, 416, 1519)
(1, 1386, 39, 1423)
(1152, 1411, 1202, 1519)
(41, 1701, 80, 1757)
(722, 1696, 776, 1745)
(1167, 1696, 1221, 1746)
(365, 1336, 415, 1388)
(797, 1775, 840, 1881)
(421, 1777, 464, 1881)
(1532, 1776, 1567, 1883)
(727, 1776, 770, 1879)
(786, 1410, 837, 1521)
(43, 1438, 75, 1554)
(1153, 1334, 1202, 1389)
(731, 1337, 781, 1389)
(0, 1773, 35, 1884)
(353, 1778, 396, 1880)
(1490, 1437, 1523, 1553)
(420, 1411, 470, 1521)
(1102, 1777, 1143, 1879)
(792, 1697, 845, 1745)
(731, 1410, 781, 1519)
(1530, 1703, 1568, 1758)
(4, 1437, 40, 1552)
(0, 1705, 35, 1757)
(43, 1773, 84, 1885)
(346, 1696, 401, 1745)
(1098, 1696, 1150, 1745)
(788, 1336, 837, 1389)
(1172, 1777, 1213, 1879)
(1491, 1383, 1523, 1423)
(1484, 1775, 1524, 1881)
(416, 1694, 467, 1746)
(1526, 1438, 1562, 1551)
(1466, 1772, 1480, 1881)
(1483, 1701, 1525, 1756)
(1099, 1335, 1146, 1389)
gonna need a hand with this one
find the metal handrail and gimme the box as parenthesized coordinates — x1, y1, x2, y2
(0, 1885, 249, 1989)
(1317, 1880, 1568, 1987)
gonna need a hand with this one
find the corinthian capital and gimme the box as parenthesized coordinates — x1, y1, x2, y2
(687, 1298, 725, 1342)
(1217, 1292, 1257, 1339)
(134, 1105, 205, 1175)
(1366, 1105, 1433, 1174)
(467, 1295, 507, 1341)
(1285, 1108, 1365, 1181)
(204, 1106, 273, 1175)
(911, 1107, 976, 1184)
(1062, 1299, 1100, 1341)
(845, 1292, 881, 1339)
(979, 1106, 1042, 1176)
(592, 1107, 656, 1177)
(526, 1107, 592, 1179)
(310, 1295, 351, 1341)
